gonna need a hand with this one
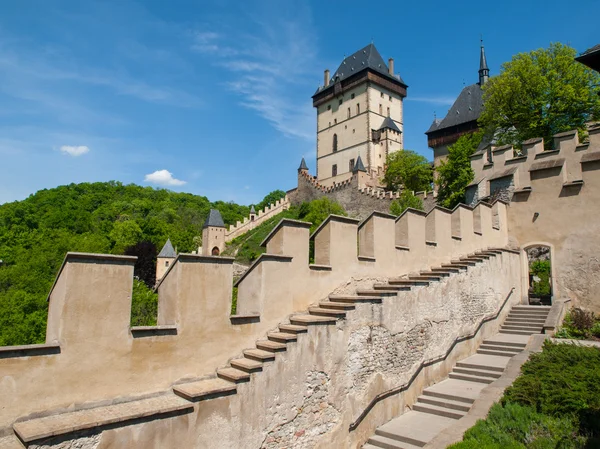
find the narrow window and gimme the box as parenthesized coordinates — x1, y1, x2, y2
(351, 93, 355, 99)
(379, 104, 382, 115)
(380, 92, 384, 98)
(349, 159, 355, 171)
(327, 104, 331, 110)
(333, 134, 338, 152)
(356, 103, 360, 114)
(332, 164, 338, 177)
(387, 107, 390, 116)
(347, 107, 351, 119)
(339, 99, 343, 105)
(334, 118, 337, 124)
(165, 261, 169, 267)
(389, 95, 392, 101)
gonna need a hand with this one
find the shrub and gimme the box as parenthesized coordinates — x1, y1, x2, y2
(530, 260, 551, 297)
(570, 308, 596, 337)
(130, 278, 158, 326)
(389, 190, 423, 216)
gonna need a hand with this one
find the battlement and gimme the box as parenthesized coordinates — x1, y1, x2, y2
(468, 123, 600, 204)
(0, 199, 509, 433)
(225, 195, 291, 242)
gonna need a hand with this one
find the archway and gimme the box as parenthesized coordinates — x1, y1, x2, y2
(524, 244, 553, 305)
(211, 247, 220, 256)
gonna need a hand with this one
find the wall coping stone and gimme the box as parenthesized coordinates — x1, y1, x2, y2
(309, 214, 360, 240)
(528, 157, 565, 172)
(534, 149, 560, 159)
(358, 211, 397, 230)
(581, 151, 600, 163)
(260, 219, 312, 247)
(395, 207, 428, 222)
(154, 253, 234, 291)
(553, 129, 578, 138)
(234, 253, 293, 287)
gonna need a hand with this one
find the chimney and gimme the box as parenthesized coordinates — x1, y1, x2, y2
(388, 58, 394, 76)
(324, 69, 330, 86)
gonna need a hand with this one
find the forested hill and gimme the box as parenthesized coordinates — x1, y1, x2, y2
(0, 181, 252, 346)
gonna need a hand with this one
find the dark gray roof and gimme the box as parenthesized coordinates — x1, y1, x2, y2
(379, 116, 402, 133)
(298, 158, 308, 171)
(315, 44, 405, 95)
(580, 44, 600, 57)
(250, 205, 256, 214)
(427, 83, 484, 134)
(480, 45, 489, 71)
(203, 209, 225, 228)
(158, 238, 177, 258)
(426, 118, 442, 133)
(353, 155, 367, 172)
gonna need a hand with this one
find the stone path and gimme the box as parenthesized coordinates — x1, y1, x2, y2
(364, 305, 551, 449)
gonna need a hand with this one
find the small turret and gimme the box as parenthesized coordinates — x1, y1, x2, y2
(156, 238, 177, 282)
(202, 209, 226, 256)
(298, 158, 309, 173)
(479, 39, 490, 86)
(250, 205, 257, 222)
(352, 155, 367, 173)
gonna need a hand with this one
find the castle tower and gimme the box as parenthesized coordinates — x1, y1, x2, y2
(156, 238, 177, 282)
(312, 44, 408, 189)
(249, 205, 257, 222)
(201, 209, 226, 256)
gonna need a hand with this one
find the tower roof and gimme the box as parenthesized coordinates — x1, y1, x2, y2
(314, 43, 406, 96)
(426, 117, 442, 133)
(379, 116, 402, 133)
(203, 209, 225, 228)
(250, 205, 256, 214)
(576, 43, 600, 72)
(352, 155, 367, 173)
(158, 238, 177, 258)
(298, 157, 308, 171)
(425, 84, 484, 135)
(479, 41, 490, 85)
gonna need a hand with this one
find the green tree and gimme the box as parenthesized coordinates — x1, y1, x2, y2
(256, 190, 287, 212)
(383, 150, 433, 192)
(479, 42, 600, 148)
(389, 190, 424, 216)
(298, 197, 347, 233)
(435, 132, 483, 209)
(109, 220, 143, 254)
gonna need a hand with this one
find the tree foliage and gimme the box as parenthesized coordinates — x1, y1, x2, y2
(382, 150, 433, 192)
(389, 190, 424, 216)
(0, 181, 250, 345)
(255, 190, 287, 212)
(297, 197, 347, 233)
(435, 132, 483, 209)
(479, 42, 600, 147)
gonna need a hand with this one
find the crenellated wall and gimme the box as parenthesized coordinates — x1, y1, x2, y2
(225, 196, 291, 242)
(469, 123, 600, 311)
(0, 199, 510, 446)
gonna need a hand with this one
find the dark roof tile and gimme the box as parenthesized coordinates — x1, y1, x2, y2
(158, 238, 177, 258)
(203, 209, 225, 228)
(426, 83, 484, 134)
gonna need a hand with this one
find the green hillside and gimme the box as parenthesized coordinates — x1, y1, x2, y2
(0, 181, 250, 346)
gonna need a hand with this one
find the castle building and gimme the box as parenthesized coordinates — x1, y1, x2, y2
(426, 43, 490, 173)
(156, 238, 176, 282)
(312, 43, 408, 189)
(201, 209, 226, 256)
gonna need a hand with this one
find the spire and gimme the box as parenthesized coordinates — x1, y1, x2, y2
(352, 156, 367, 173)
(479, 38, 489, 85)
(158, 238, 177, 258)
(298, 157, 308, 172)
(203, 209, 225, 229)
(250, 205, 256, 214)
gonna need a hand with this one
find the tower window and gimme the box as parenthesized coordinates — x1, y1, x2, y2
(334, 118, 337, 124)
(356, 103, 360, 114)
(351, 93, 355, 99)
(349, 159, 355, 171)
(339, 99, 343, 105)
(347, 107, 351, 119)
(387, 107, 390, 117)
(332, 164, 338, 177)
(380, 92, 384, 98)
(379, 104, 382, 115)
(389, 95, 392, 101)
(327, 105, 331, 110)
(333, 134, 338, 152)
(165, 261, 169, 267)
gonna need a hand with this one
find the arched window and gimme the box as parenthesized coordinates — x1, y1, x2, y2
(356, 103, 360, 114)
(333, 134, 338, 152)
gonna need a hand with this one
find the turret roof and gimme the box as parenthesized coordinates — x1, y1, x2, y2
(203, 209, 225, 228)
(298, 158, 308, 171)
(425, 84, 484, 135)
(353, 155, 367, 173)
(379, 116, 402, 133)
(158, 238, 177, 258)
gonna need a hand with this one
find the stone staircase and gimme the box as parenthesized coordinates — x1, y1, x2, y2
(363, 304, 550, 449)
(8, 248, 516, 446)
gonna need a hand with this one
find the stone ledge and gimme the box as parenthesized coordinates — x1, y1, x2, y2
(0, 343, 60, 359)
(395, 245, 410, 251)
(13, 395, 193, 444)
(130, 325, 178, 338)
(230, 314, 260, 325)
(358, 256, 376, 262)
(173, 378, 237, 402)
(234, 253, 294, 287)
(309, 264, 333, 271)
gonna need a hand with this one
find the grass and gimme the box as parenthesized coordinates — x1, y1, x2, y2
(449, 341, 600, 448)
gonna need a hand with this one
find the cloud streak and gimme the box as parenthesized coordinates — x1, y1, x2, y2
(144, 169, 186, 186)
(60, 145, 90, 156)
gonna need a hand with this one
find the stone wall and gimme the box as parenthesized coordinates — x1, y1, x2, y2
(225, 196, 291, 242)
(289, 170, 436, 220)
(469, 124, 600, 311)
(0, 200, 510, 447)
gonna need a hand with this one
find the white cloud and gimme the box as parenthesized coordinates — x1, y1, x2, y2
(144, 169, 186, 186)
(60, 145, 90, 156)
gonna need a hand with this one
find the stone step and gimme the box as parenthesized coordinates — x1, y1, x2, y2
(13, 395, 194, 443)
(278, 323, 308, 334)
(452, 366, 502, 379)
(230, 358, 263, 373)
(289, 314, 337, 325)
(243, 348, 275, 362)
(422, 382, 478, 404)
(505, 317, 547, 323)
(173, 378, 237, 401)
(451, 260, 477, 266)
(477, 348, 518, 357)
(441, 263, 469, 270)
(431, 266, 461, 273)
(386, 279, 429, 286)
(512, 305, 552, 310)
(408, 276, 442, 282)
(420, 270, 451, 277)
(479, 344, 522, 353)
(375, 410, 457, 447)
(449, 372, 494, 384)
(499, 329, 538, 336)
(416, 395, 471, 412)
(501, 324, 543, 332)
(508, 310, 549, 317)
(413, 402, 466, 419)
(456, 353, 510, 372)
(317, 301, 355, 310)
(356, 289, 398, 297)
(373, 283, 413, 291)
(267, 332, 297, 343)
(367, 434, 407, 449)
(469, 253, 492, 258)
(483, 338, 527, 348)
(328, 294, 382, 303)
(459, 257, 485, 263)
(217, 367, 250, 383)
(256, 340, 287, 352)
(308, 307, 346, 317)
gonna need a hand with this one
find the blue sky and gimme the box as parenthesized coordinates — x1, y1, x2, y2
(0, 0, 598, 205)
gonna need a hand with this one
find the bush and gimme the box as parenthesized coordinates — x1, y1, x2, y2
(529, 260, 551, 297)
(130, 278, 158, 326)
(389, 190, 423, 216)
(570, 308, 596, 336)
